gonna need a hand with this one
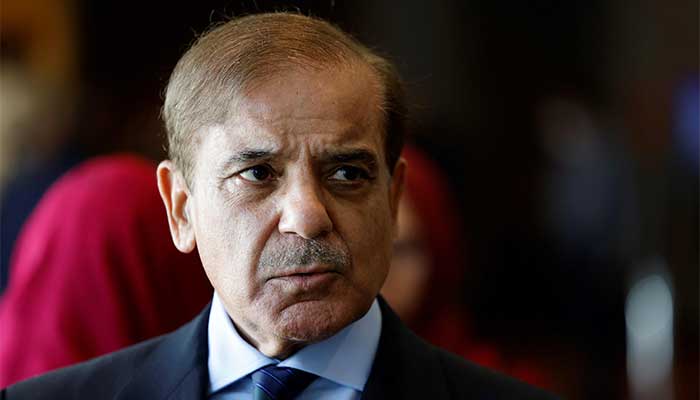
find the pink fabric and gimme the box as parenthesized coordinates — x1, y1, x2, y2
(0, 154, 212, 386)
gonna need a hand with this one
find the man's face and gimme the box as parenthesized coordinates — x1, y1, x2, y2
(174, 65, 404, 356)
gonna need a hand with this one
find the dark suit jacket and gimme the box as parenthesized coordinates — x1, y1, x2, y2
(2, 298, 558, 399)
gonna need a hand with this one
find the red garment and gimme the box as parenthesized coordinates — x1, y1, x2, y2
(400, 145, 468, 340)
(0, 155, 212, 387)
(400, 145, 549, 388)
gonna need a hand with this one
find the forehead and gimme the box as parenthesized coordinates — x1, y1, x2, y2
(199, 65, 386, 162)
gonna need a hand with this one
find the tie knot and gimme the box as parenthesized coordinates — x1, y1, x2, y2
(251, 365, 317, 400)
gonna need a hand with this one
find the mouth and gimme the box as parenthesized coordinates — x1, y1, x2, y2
(274, 265, 336, 278)
(268, 266, 340, 290)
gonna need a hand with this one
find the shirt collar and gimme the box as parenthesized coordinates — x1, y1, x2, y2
(207, 293, 275, 393)
(207, 291, 382, 393)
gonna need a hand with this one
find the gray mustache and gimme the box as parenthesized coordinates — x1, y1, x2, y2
(258, 239, 351, 271)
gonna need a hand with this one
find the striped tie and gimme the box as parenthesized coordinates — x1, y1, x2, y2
(251, 365, 317, 400)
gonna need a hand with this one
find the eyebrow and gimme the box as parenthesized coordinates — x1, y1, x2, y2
(218, 148, 380, 175)
(219, 149, 276, 173)
(321, 149, 379, 166)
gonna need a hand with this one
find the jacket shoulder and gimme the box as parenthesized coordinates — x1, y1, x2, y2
(435, 347, 559, 400)
(368, 298, 559, 400)
(3, 335, 164, 400)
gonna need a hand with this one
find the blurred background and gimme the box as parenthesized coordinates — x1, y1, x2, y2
(1, 0, 697, 398)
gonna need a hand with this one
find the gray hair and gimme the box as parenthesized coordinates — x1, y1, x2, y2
(162, 12, 406, 184)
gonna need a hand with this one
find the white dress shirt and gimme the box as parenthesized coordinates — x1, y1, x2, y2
(207, 292, 382, 399)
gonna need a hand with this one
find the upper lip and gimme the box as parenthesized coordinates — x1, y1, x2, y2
(273, 265, 337, 278)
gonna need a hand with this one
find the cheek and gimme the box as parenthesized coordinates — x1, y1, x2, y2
(191, 189, 277, 300)
(335, 195, 394, 291)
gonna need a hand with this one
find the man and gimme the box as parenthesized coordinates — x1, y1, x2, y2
(2, 13, 556, 399)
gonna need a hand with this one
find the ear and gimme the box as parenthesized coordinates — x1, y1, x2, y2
(388, 157, 407, 237)
(157, 160, 196, 253)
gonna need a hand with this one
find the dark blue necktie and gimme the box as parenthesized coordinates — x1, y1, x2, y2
(251, 365, 317, 400)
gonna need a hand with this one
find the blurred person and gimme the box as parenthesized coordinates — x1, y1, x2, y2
(0, 63, 79, 293)
(536, 96, 621, 255)
(381, 145, 470, 350)
(3, 13, 556, 399)
(0, 0, 80, 291)
(0, 155, 212, 387)
(0, 0, 221, 292)
(382, 145, 550, 389)
(534, 94, 628, 398)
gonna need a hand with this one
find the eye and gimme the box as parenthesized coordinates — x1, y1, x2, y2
(239, 165, 274, 182)
(329, 166, 368, 181)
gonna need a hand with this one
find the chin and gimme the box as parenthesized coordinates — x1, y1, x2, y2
(273, 296, 371, 343)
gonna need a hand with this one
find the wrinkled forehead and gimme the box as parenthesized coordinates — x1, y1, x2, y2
(200, 65, 387, 162)
(241, 64, 383, 124)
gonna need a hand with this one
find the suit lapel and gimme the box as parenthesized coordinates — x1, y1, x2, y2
(361, 297, 451, 400)
(110, 298, 450, 399)
(115, 304, 212, 400)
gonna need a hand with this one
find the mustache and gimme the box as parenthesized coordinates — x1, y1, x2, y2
(258, 238, 351, 273)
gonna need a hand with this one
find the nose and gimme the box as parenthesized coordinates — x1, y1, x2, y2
(278, 180, 333, 239)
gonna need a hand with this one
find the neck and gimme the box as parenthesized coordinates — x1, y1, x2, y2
(231, 319, 306, 360)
